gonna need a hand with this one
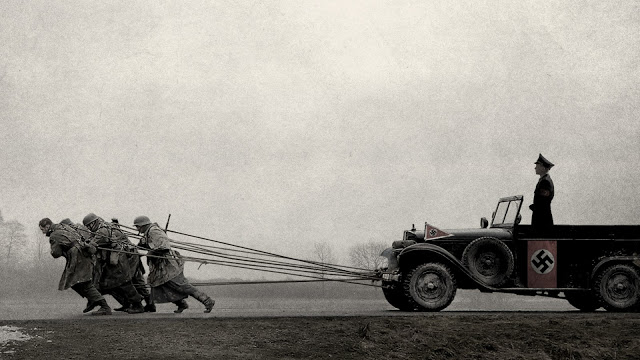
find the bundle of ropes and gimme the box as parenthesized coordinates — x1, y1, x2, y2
(85, 220, 382, 288)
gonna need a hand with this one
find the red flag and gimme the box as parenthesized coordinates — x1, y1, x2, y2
(424, 223, 452, 240)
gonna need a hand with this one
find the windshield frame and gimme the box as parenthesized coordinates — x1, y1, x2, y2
(491, 195, 524, 228)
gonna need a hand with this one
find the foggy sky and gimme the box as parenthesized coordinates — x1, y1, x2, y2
(1, 1, 639, 278)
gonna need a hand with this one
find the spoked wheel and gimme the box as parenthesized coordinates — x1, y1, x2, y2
(462, 237, 514, 286)
(382, 283, 415, 311)
(595, 264, 640, 312)
(564, 291, 600, 312)
(403, 263, 456, 312)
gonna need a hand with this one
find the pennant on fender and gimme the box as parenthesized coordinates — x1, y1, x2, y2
(424, 222, 453, 240)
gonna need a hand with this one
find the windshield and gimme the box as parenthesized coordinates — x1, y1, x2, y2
(492, 197, 523, 227)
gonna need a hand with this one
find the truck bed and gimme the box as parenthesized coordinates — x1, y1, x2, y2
(515, 224, 640, 240)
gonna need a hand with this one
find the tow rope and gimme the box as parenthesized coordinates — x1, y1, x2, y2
(79, 222, 381, 288)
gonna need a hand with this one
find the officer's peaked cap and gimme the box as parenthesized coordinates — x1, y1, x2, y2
(535, 153, 554, 168)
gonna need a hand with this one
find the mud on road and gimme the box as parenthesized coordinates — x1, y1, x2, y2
(2, 312, 640, 360)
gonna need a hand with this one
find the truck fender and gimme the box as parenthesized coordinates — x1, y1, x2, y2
(591, 256, 640, 279)
(380, 247, 399, 271)
(398, 243, 495, 291)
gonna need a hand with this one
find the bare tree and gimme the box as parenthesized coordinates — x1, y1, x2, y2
(2, 220, 27, 262)
(348, 241, 388, 270)
(34, 228, 48, 261)
(312, 242, 336, 269)
(311, 241, 337, 297)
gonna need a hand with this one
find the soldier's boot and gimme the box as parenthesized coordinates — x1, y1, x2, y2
(143, 296, 156, 313)
(91, 300, 112, 316)
(83, 300, 98, 314)
(126, 302, 145, 314)
(202, 298, 215, 313)
(193, 291, 215, 313)
(113, 301, 130, 312)
(173, 299, 189, 313)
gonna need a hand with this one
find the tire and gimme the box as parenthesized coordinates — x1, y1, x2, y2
(565, 291, 600, 312)
(403, 263, 457, 312)
(595, 264, 640, 312)
(462, 237, 514, 286)
(382, 283, 415, 311)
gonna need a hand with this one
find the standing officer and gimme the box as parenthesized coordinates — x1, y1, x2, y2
(133, 215, 215, 313)
(39, 218, 112, 315)
(529, 153, 555, 229)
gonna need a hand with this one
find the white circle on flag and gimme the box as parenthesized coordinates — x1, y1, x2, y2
(530, 249, 555, 275)
(429, 229, 437, 237)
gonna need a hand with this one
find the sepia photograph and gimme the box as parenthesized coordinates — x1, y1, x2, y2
(1, 1, 639, 359)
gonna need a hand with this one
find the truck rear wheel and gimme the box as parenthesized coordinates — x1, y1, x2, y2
(404, 263, 456, 312)
(595, 264, 640, 312)
(462, 237, 514, 286)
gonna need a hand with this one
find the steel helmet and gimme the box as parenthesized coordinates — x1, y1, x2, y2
(133, 215, 151, 227)
(83, 213, 99, 226)
(60, 218, 73, 225)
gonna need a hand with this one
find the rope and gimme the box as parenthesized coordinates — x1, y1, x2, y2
(74, 221, 382, 287)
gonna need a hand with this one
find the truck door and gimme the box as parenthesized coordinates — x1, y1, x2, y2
(527, 240, 557, 288)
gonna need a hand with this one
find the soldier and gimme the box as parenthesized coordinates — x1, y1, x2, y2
(111, 217, 156, 313)
(38, 218, 112, 315)
(133, 215, 215, 313)
(529, 154, 555, 230)
(60, 218, 93, 243)
(82, 213, 147, 314)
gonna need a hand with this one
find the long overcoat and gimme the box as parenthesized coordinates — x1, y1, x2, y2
(49, 223, 96, 290)
(532, 173, 554, 227)
(91, 222, 141, 290)
(140, 223, 184, 287)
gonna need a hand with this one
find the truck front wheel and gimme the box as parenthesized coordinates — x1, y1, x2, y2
(382, 283, 415, 311)
(404, 263, 457, 312)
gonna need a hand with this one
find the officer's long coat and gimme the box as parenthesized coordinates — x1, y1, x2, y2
(91, 222, 141, 290)
(49, 223, 95, 290)
(532, 173, 554, 227)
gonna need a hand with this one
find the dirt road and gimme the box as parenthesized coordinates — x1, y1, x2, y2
(2, 293, 639, 359)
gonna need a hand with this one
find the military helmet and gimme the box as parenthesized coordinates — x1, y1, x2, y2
(133, 215, 151, 227)
(60, 218, 73, 225)
(83, 213, 99, 226)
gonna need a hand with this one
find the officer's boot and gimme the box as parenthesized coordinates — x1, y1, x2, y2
(193, 291, 215, 313)
(91, 300, 112, 316)
(173, 299, 189, 313)
(126, 301, 145, 314)
(143, 296, 156, 313)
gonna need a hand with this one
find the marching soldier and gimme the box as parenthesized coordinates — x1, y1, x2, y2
(82, 213, 147, 314)
(133, 215, 215, 313)
(529, 153, 555, 230)
(39, 218, 112, 315)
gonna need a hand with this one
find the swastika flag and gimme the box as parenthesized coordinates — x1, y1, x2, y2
(424, 223, 453, 240)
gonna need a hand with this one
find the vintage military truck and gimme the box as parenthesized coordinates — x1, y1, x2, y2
(379, 195, 640, 312)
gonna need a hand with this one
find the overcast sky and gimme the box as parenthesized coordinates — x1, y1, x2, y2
(1, 1, 639, 278)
